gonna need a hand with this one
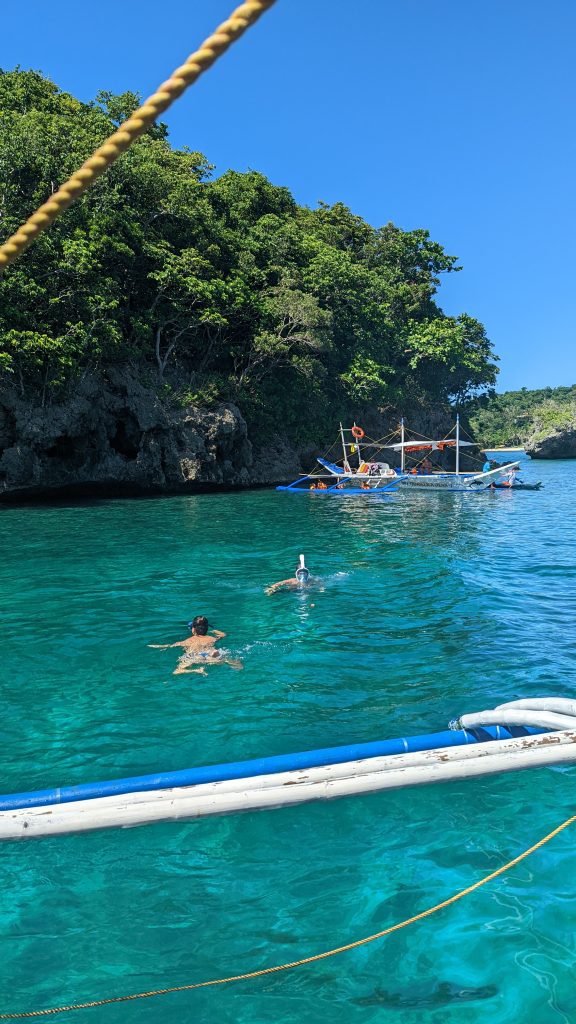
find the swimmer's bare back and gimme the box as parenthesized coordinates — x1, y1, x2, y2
(148, 627, 241, 675)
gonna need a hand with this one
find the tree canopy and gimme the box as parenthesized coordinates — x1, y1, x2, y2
(467, 385, 576, 448)
(0, 69, 499, 438)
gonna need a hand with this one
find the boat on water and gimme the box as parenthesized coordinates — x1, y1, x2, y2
(277, 424, 399, 494)
(493, 480, 543, 491)
(279, 417, 524, 494)
(387, 416, 521, 492)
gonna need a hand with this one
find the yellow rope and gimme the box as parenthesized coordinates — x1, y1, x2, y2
(2, 814, 574, 1019)
(0, 0, 278, 272)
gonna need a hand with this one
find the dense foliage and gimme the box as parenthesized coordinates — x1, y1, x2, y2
(0, 70, 498, 439)
(467, 386, 576, 447)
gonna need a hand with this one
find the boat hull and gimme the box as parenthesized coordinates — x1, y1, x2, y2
(398, 473, 489, 491)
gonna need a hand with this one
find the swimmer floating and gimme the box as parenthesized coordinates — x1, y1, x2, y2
(266, 554, 312, 594)
(149, 615, 243, 675)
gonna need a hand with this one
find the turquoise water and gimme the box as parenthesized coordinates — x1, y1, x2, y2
(1, 460, 575, 1023)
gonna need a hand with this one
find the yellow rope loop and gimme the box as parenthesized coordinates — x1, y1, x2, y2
(0, 0, 278, 272)
(1, 814, 573, 1018)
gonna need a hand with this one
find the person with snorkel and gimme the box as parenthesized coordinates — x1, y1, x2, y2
(265, 555, 313, 595)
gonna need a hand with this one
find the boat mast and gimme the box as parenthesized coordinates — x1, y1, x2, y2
(455, 414, 460, 476)
(339, 423, 348, 470)
(400, 418, 405, 473)
(353, 422, 362, 469)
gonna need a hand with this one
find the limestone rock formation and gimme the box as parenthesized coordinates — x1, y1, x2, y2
(0, 370, 469, 499)
(525, 422, 576, 459)
(0, 369, 253, 498)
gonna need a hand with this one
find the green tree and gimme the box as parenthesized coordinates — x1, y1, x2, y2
(0, 69, 499, 444)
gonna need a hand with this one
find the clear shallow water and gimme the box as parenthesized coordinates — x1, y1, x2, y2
(1, 460, 575, 1023)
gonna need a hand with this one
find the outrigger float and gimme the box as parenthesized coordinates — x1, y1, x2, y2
(1, 698, 575, 840)
(279, 416, 526, 495)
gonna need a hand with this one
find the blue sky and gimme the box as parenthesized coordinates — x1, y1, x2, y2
(3, 1, 575, 391)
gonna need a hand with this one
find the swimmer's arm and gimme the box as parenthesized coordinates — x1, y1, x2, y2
(265, 578, 295, 595)
(211, 629, 226, 639)
(148, 640, 187, 649)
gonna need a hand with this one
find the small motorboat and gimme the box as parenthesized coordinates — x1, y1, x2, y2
(493, 480, 543, 491)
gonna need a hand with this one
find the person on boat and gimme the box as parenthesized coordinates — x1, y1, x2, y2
(482, 457, 497, 473)
(421, 457, 433, 474)
(148, 616, 243, 676)
(502, 465, 518, 487)
(266, 555, 312, 595)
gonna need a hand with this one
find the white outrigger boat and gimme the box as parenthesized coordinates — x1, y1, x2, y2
(386, 415, 520, 492)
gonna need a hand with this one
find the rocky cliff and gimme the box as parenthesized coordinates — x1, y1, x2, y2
(524, 421, 576, 459)
(467, 386, 576, 458)
(0, 370, 256, 499)
(0, 370, 468, 500)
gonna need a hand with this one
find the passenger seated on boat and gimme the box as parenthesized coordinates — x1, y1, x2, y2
(148, 616, 243, 676)
(421, 458, 433, 473)
(317, 481, 328, 489)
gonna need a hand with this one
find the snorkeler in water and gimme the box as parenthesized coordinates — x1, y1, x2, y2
(148, 615, 243, 676)
(265, 554, 313, 595)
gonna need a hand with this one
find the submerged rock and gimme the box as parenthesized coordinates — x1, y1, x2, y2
(354, 980, 498, 1009)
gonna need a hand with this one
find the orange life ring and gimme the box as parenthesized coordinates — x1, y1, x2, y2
(351, 425, 365, 440)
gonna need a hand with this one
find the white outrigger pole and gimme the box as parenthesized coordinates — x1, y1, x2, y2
(1, 697, 575, 839)
(400, 417, 405, 473)
(455, 413, 460, 476)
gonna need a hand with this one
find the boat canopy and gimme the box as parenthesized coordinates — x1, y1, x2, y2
(386, 439, 475, 452)
(316, 457, 345, 474)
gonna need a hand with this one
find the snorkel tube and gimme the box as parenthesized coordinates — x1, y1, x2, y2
(295, 553, 310, 584)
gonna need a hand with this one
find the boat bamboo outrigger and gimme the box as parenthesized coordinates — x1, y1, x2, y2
(1, 697, 574, 839)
